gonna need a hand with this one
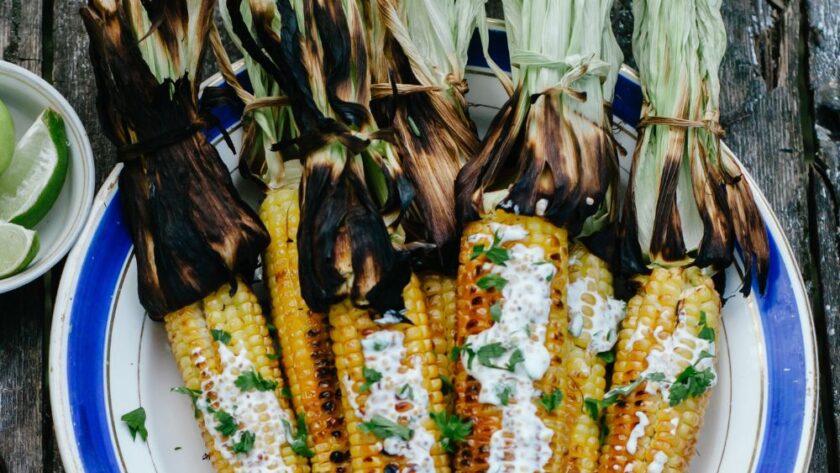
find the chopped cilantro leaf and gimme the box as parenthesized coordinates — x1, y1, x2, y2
(430, 412, 473, 453)
(213, 409, 239, 437)
(470, 244, 486, 260)
(360, 415, 413, 441)
(477, 274, 507, 291)
(235, 369, 279, 392)
(497, 384, 514, 406)
(583, 398, 601, 421)
(232, 430, 255, 454)
(267, 352, 282, 361)
(698, 311, 716, 342)
(506, 349, 524, 372)
(281, 386, 293, 399)
(440, 375, 454, 396)
(121, 407, 148, 441)
(266, 322, 278, 334)
(490, 302, 503, 322)
(668, 365, 715, 406)
(360, 367, 383, 393)
(283, 414, 315, 458)
(398, 384, 414, 400)
(211, 329, 232, 345)
(597, 351, 615, 363)
(171, 386, 202, 417)
(537, 389, 564, 413)
(476, 343, 507, 369)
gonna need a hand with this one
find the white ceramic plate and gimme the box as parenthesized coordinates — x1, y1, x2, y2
(0, 60, 95, 293)
(51, 30, 816, 473)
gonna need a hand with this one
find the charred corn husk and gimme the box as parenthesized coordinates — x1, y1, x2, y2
(261, 188, 352, 472)
(165, 280, 310, 472)
(330, 276, 449, 473)
(621, 0, 769, 292)
(360, 0, 487, 270)
(454, 212, 574, 472)
(222, 0, 412, 315)
(81, 0, 268, 319)
(597, 268, 721, 473)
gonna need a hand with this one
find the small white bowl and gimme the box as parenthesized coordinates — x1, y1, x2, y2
(0, 61, 95, 293)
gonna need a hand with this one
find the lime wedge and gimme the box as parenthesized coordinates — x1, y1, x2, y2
(0, 109, 69, 228)
(0, 98, 14, 175)
(0, 222, 39, 279)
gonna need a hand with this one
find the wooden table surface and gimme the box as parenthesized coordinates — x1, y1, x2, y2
(1, 1, 838, 472)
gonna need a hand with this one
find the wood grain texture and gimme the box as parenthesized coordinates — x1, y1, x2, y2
(0, 0, 43, 73)
(807, 0, 840, 470)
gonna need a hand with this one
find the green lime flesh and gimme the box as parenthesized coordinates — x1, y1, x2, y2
(0, 222, 39, 279)
(0, 109, 69, 228)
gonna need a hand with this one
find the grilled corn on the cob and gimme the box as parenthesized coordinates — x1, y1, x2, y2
(597, 267, 721, 473)
(453, 211, 572, 472)
(165, 280, 310, 472)
(262, 188, 352, 472)
(565, 243, 626, 473)
(421, 274, 458, 404)
(330, 276, 449, 472)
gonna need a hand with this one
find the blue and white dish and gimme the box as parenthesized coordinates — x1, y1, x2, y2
(50, 29, 817, 473)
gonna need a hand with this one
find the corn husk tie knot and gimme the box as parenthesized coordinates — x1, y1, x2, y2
(511, 51, 611, 103)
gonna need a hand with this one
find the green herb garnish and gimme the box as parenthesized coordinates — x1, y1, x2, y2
(360, 415, 413, 441)
(211, 329, 232, 345)
(477, 274, 507, 291)
(360, 367, 383, 393)
(121, 407, 148, 441)
(537, 389, 564, 413)
(430, 412, 473, 453)
(235, 369, 279, 392)
(232, 430, 256, 454)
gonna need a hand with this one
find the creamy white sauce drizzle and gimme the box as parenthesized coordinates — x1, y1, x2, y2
(647, 451, 668, 473)
(194, 345, 291, 473)
(669, 417, 680, 436)
(373, 310, 406, 326)
(535, 198, 549, 216)
(464, 225, 556, 472)
(567, 277, 626, 353)
(641, 310, 716, 399)
(626, 411, 649, 455)
(354, 330, 435, 472)
(624, 462, 635, 472)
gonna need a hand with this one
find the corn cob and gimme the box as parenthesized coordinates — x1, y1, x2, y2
(421, 274, 458, 403)
(165, 280, 310, 472)
(597, 267, 721, 473)
(453, 211, 574, 472)
(330, 275, 449, 473)
(564, 243, 625, 473)
(261, 187, 352, 472)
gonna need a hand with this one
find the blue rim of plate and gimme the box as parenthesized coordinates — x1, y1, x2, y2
(51, 26, 817, 473)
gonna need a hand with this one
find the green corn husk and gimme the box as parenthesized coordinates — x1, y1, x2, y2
(621, 0, 769, 292)
(81, 0, 269, 318)
(222, 0, 413, 315)
(455, 0, 623, 254)
(360, 0, 490, 272)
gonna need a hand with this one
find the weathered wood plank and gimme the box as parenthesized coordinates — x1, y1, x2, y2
(0, 1, 49, 472)
(51, 0, 116, 187)
(0, 280, 47, 473)
(0, 0, 43, 73)
(806, 0, 840, 469)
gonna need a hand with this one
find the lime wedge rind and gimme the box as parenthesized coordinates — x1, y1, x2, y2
(0, 223, 39, 279)
(0, 108, 69, 228)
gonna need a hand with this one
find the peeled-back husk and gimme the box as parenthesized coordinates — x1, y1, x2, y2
(622, 0, 769, 294)
(456, 0, 622, 260)
(224, 0, 413, 313)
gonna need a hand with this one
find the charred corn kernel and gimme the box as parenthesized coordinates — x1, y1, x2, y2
(421, 273, 457, 401)
(598, 267, 721, 473)
(330, 275, 449, 473)
(164, 281, 311, 473)
(454, 211, 574, 472)
(565, 243, 619, 473)
(262, 188, 351, 472)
